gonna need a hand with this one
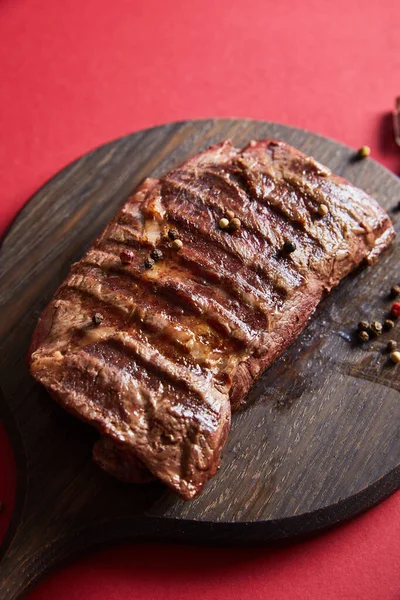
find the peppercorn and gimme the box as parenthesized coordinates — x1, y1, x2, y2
(92, 313, 103, 326)
(387, 340, 397, 352)
(229, 218, 241, 232)
(168, 228, 179, 240)
(317, 204, 329, 216)
(226, 210, 235, 220)
(358, 320, 369, 331)
(358, 330, 369, 342)
(219, 218, 230, 230)
(369, 321, 383, 336)
(120, 249, 135, 264)
(282, 240, 296, 254)
(390, 351, 400, 364)
(383, 319, 395, 330)
(391, 302, 400, 318)
(172, 239, 183, 250)
(150, 248, 163, 262)
(390, 285, 400, 298)
(357, 146, 370, 158)
(144, 257, 155, 269)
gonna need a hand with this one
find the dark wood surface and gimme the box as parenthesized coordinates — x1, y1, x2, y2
(1, 118, 400, 598)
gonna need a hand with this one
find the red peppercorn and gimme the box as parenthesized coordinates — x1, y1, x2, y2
(120, 249, 135, 264)
(391, 302, 400, 318)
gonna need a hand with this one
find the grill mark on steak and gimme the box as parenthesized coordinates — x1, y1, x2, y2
(165, 208, 303, 297)
(29, 139, 395, 499)
(79, 247, 260, 347)
(63, 272, 238, 373)
(48, 346, 229, 498)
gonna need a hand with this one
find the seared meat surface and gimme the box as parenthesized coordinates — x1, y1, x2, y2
(29, 140, 394, 499)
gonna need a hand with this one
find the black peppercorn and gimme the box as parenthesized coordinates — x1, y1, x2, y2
(92, 313, 103, 326)
(387, 340, 398, 352)
(150, 248, 163, 262)
(168, 228, 179, 240)
(283, 241, 296, 254)
(358, 330, 369, 342)
(144, 257, 155, 269)
(358, 320, 369, 331)
(383, 319, 395, 330)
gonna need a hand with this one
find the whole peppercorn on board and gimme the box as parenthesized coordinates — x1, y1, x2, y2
(1, 120, 400, 593)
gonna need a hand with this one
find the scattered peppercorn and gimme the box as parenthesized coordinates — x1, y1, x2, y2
(358, 320, 369, 331)
(168, 228, 179, 240)
(150, 248, 163, 262)
(369, 321, 383, 336)
(390, 285, 400, 298)
(226, 210, 235, 220)
(144, 257, 155, 269)
(384, 319, 395, 330)
(92, 313, 103, 326)
(357, 145, 370, 158)
(317, 204, 329, 216)
(387, 340, 398, 352)
(120, 249, 135, 264)
(390, 351, 400, 364)
(391, 302, 400, 318)
(229, 218, 241, 232)
(358, 330, 369, 342)
(172, 239, 183, 250)
(219, 218, 230, 230)
(283, 241, 297, 254)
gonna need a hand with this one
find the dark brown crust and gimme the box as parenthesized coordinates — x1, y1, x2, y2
(29, 139, 395, 499)
(92, 438, 155, 483)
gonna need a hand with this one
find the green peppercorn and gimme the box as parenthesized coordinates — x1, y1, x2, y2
(172, 239, 183, 250)
(390, 351, 400, 364)
(229, 218, 241, 232)
(317, 204, 329, 216)
(390, 285, 400, 298)
(219, 218, 230, 230)
(358, 330, 369, 342)
(387, 340, 397, 352)
(357, 146, 370, 158)
(369, 321, 383, 336)
(383, 319, 395, 330)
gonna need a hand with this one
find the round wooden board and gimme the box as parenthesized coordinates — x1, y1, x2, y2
(1, 118, 400, 598)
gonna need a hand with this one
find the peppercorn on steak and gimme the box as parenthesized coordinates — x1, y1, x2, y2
(29, 140, 395, 499)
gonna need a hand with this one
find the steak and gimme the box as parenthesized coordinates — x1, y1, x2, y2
(29, 139, 395, 499)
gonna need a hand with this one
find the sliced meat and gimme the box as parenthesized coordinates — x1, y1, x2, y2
(29, 139, 395, 499)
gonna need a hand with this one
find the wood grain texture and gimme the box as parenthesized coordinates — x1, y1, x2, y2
(1, 118, 400, 598)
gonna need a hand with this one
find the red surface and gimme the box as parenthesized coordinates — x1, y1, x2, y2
(1, 0, 400, 598)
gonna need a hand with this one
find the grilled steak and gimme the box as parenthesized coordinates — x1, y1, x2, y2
(29, 139, 395, 499)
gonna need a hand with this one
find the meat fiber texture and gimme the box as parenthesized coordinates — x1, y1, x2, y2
(29, 139, 395, 499)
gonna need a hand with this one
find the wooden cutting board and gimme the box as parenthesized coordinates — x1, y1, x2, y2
(1, 118, 400, 599)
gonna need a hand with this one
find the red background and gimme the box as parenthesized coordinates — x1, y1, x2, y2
(1, 0, 400, 598)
